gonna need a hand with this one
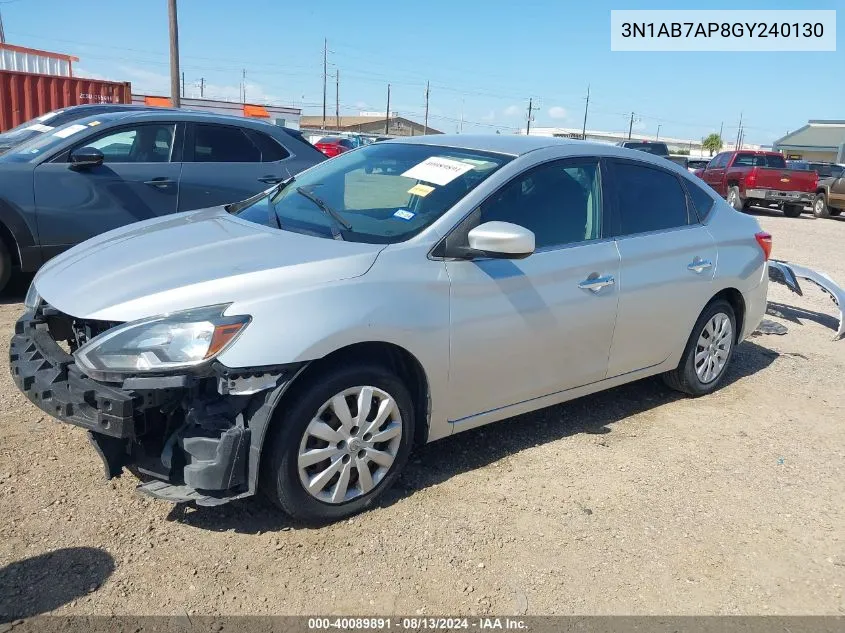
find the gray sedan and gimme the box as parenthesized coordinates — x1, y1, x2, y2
(12, 136, 769, 523)
(0, 110, 324, 290)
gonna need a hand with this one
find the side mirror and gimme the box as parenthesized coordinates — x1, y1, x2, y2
(462, 221, 535, 259)
(69, 146, 104, 170)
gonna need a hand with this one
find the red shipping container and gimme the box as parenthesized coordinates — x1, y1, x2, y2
(0, 69, 131, 131)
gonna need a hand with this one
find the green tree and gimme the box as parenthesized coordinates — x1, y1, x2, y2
(703, 133, 723, 156)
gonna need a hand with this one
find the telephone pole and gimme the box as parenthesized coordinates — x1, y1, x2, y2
(718, 121, 724, 141)
(335, 69, 340, 129)
(460, 98, 464, 133)
(384, 83, 391, 135)
(656, 124, 661, 140)
(181, 71, 185, 98)
(734, 112, 743, 150)
(167, 0, 181, 108)
(199, 77, 204, 98)
(423, 80, 430, 135)
(581, 85, 590, 140)
(0, 8, 6, 44)
(322, 38, 327, 130)
(241, 69, 247, 103)
(526, 97, 536, 135)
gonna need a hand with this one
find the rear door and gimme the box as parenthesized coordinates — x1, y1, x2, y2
(33, 121, 183, 260)
(178, 123, 292, 210)
(605, 159, 717, 378)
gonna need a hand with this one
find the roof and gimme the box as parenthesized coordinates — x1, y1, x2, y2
(773, 121, 845, 151)
(56, 108, 293, 132)
(301, 115, 442, 134)
(390, 134, 585, 156)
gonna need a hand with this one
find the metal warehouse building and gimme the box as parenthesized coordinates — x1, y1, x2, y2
(773, 120, 845, 163)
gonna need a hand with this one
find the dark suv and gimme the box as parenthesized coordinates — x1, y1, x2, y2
(0, 110, 325, 290)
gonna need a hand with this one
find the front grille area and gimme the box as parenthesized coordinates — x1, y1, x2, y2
(39, 303, 121, 353)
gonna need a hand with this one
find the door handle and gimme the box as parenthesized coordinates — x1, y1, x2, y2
(578, 274, 615, 293)
(258, 176, 284, 184)
(688, 257, 713, 273)
(144, 178, 175, 188)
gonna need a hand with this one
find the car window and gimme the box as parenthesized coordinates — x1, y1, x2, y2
(245, 129, 290, 162)
(684, 178, 715, 222)
(734, 153, 787, 168)
(709, 154, 725, 169)
(612, 161, 689, 235)
(84, 124, 175, 163)
(479, 159, 602, 249)
(192, 124, 261, 162)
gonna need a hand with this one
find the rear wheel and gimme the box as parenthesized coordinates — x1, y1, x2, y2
(726, 186, 744, 211)
(783, 203, 804, 218)
(663, 299, 736, 396)
(261, 363, 415, 524)
(813, 193, 830, 218)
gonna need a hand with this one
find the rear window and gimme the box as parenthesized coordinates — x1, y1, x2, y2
(809, 163, 844, 178)
(622, 142, 669, 156)
(733, 153, 786, 168)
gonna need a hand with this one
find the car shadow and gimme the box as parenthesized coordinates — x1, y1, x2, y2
(169, 340, 779, 533)
(746, 205, 815, 219)
(0, 272, 33, 304)
(0, 547, 115, 621)
(767, 301, 840, 332)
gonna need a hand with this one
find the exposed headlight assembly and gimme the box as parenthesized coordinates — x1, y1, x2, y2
(24, 281, 41, 310)
(74, 304, 250, 376)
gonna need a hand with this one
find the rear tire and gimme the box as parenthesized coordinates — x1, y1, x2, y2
(260, 363, 415, 524)
(830, 209, 842, 217)
(726, 186, 743, 211)
(663, 299, 737, 397)
(783, 203, 803, 218)
(813, 193, 830, 218)
(0, 240, 11, 294)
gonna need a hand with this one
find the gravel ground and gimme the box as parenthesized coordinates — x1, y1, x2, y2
(1, 209, 844, 618)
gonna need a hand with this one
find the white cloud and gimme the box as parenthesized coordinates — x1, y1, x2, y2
(503, 105, 521, 117)
(548, 106, 567, 119)
(481, 110, 496, 122)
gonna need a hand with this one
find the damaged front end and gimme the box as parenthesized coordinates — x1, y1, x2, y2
(768, 260, 845, 340)
(9, 303, 302, 506)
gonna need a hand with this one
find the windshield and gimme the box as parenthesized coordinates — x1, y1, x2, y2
(236, 142, 511, 243)
(0, 118, 96, 163)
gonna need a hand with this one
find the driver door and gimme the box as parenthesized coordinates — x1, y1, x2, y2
(445, 157, 620, 426)
(33, 122, 184, 260)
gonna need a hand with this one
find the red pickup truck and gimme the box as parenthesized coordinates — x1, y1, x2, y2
(699, 150, 817, 217)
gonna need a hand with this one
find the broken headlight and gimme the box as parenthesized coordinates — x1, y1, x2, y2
(74, 304, 250, 376)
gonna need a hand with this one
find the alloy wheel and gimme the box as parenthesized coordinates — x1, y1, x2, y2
(297, 386, 402, 504)
(694, 312, 733, 384)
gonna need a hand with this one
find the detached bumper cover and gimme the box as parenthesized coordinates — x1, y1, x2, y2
(768, 260, 845, 340)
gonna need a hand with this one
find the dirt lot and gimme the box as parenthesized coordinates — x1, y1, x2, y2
(1, 209, 844, 618)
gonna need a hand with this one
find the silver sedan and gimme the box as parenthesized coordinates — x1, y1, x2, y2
(13, 135, 770, 523)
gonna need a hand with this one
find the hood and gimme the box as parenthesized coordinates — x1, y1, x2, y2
(35, 207, 385, 321)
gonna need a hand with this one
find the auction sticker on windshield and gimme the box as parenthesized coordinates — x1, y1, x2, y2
(407, 183, 435, 197)
(402, 156, 474, 186)
(53, 124, 88, 139)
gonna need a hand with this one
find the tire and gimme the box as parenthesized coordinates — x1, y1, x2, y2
(726, 186, 743, 211)
(782, 203, 803, 218)
(813, 193, 830, 219)
(0, 240, 11, 294)
(260, 363, 415, 524)
(831, 209, 842, 217)
(663, 299, 737, 397)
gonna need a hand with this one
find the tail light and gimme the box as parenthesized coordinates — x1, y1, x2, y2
(755, 231, 772, 261)
(745, 168, 757, 188)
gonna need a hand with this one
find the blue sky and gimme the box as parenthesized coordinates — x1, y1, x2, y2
(2, 0, 841, 145)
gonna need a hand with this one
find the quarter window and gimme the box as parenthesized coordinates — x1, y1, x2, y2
(246, 129, 290, 162)
(192, 124, 261, 162)
(479, 159, 602, 249)
(84, 124, 175, 163)
(684, 178, 715, 222)
(612, 162, 689, 235)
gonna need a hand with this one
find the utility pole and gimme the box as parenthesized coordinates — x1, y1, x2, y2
(181, 71, 185, 98)
(526, 97, 536, 135)
(241, 69, 247, 103)
(0, 9, 6, 45)
(581, 84, 590, 140)
(656, 124, 661, 140)
(167, 0, 181, 108)
(199, 77, 204, 98)
(718, 121, 724, 141)
(322, 38, 327, 130)
(460, 98, 464, 133)
(423, 80, 430, 135)
(628, 111, 635, 139)
(384, 83, 391, 135)
(335, 69, 340, 130)
(734, 112, 743, 150)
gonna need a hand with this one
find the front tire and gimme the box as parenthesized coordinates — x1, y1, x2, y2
(813, 193, 830, 218)
(783, 203, 804, 218)
(261, 363, 415, 524)
(663, 299, 736, 397)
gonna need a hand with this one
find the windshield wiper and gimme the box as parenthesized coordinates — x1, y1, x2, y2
(225, 176, 294, 215)
(295, 186, 352, 238)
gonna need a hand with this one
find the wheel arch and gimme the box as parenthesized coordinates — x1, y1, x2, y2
(708, 287, 746, 343)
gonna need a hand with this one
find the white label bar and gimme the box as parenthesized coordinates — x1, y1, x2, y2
(611, 10, 836, 51)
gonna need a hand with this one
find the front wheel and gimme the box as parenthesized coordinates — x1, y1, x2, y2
(783, 203, 804, 218)
(813, 193, 830, 219)
(663, 299, 736, 396)
(261, 364, 415, 524)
